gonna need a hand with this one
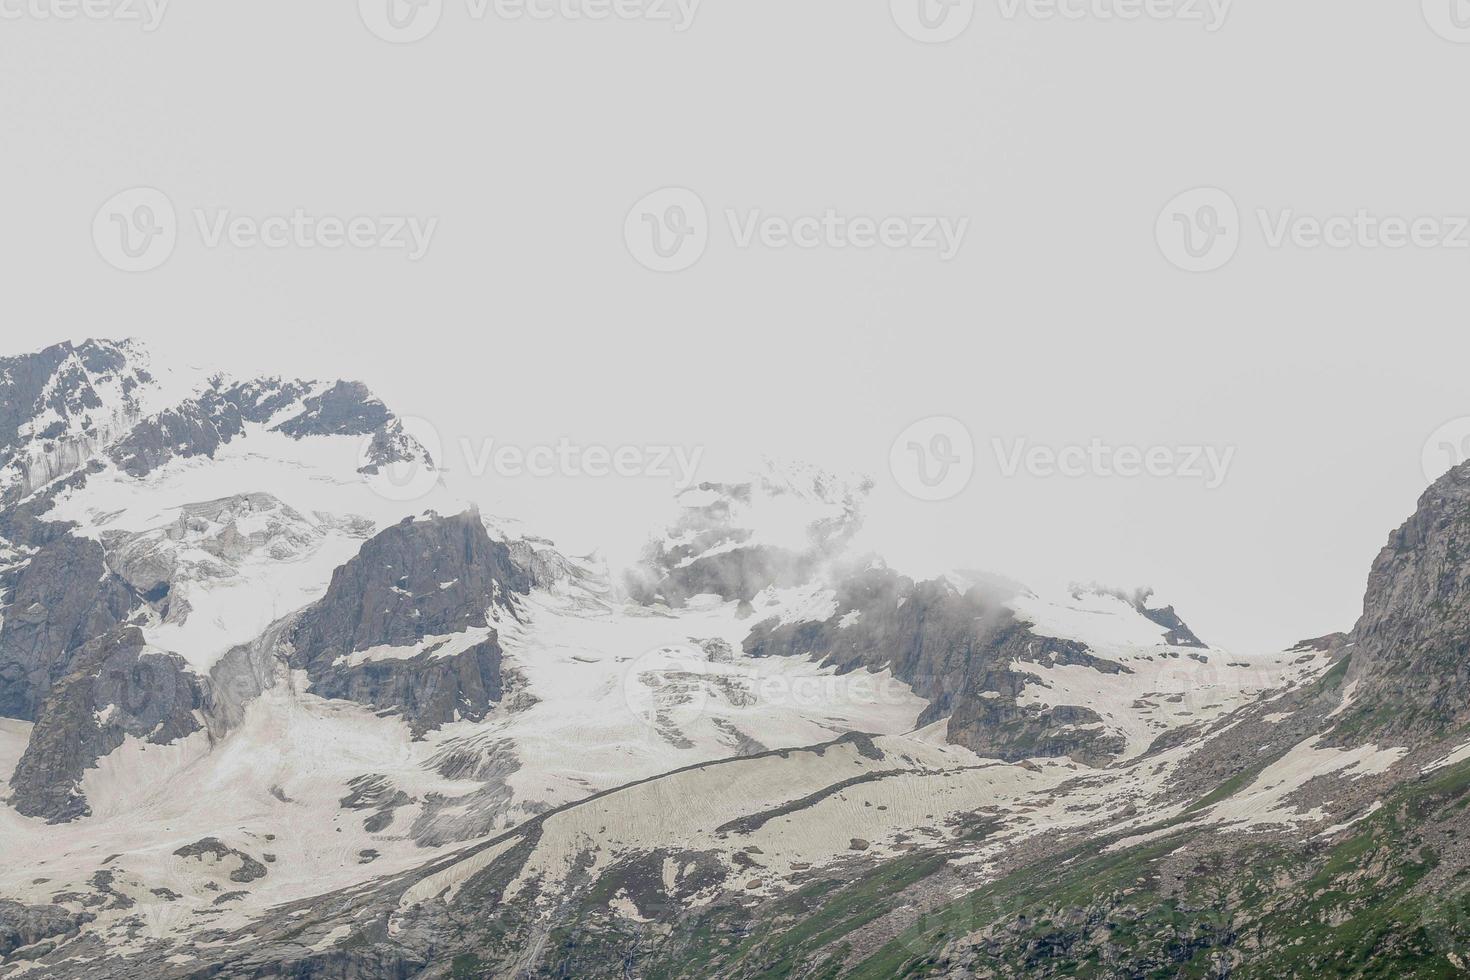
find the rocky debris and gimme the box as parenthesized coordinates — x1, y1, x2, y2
(287, 510, 531, 735)
(340, 775, 415, 833)
(8, 626, 206, 821)
(172, 839, 268, 883)
(83, 870, 134, 911)
(0, 532, 136, 721)
(745, 567, 1131, 766)
(0, 900, 92, 960)
(412, 736, 522, 845)
(696, 637, 735, 663)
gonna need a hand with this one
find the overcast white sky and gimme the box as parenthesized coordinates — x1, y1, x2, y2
(3, 1, 1468, 654)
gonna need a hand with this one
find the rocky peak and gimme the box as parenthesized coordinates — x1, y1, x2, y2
(1336, 461, 1470, 739)
(286, 510, 534, 735)
(0, 339, 189, 502)
(1, 338, 432, 495)
(291, 510, 530, 660)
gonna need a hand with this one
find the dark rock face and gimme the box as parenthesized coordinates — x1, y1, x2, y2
(0, 340, 153, 504)
(274, 380, 391, 439)
(172, 839, 267, 883)
(310, 639, 507, 739)
(106, 400, 238, 477)
(8, 627, 206, 821)
(0, 534, 136, 721)
(744, 568, 1130, 765)
(288, 511, 532, 736)
(1335, 462, 1470, 740)
(106, 373, 422, 481)
(0, 900, 92, 959)
(357, 418, 433, 476)
(106, 377, 313, 478)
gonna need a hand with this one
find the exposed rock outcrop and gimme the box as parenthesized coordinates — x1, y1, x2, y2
(744, 567, 1131, 766)
(287, 511, 532, 736)
(8, 627, 206, 821)
(0, 533, 136, 721)
(1335, 460, 1470, 741)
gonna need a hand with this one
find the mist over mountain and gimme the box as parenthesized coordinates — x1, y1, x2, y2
(1, 338, 1469, 977)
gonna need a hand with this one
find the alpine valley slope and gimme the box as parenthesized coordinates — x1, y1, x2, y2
(0, 338, 1463, 978)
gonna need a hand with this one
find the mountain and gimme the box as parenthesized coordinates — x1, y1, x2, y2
(1, 338, 1468, 977)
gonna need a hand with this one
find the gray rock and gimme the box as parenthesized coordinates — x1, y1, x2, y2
(744, 567, 1131, 766)
(0, 533, 136, 721)
(0, 899, 92, 959)
(288, 510, 533, 736)
(273, 380, 391, 439)
(8, 626, 205, 821)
